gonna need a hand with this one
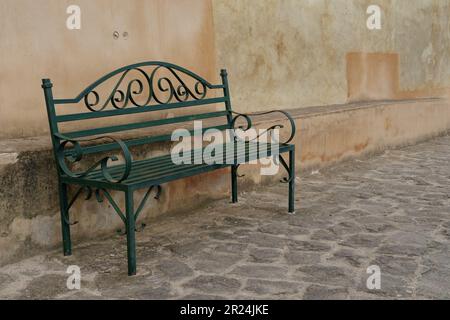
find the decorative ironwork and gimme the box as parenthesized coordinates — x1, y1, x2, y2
(64, 185, 162, 234)
(82, 64, 210, 112)
(230, 110, 296, 182)
(234, 154, 293, 183)
(278, 155, 294, 183)
(55, 133, 133, 183)
(63, 186, 93, 225)
(134, 185, 162, 222)
(92, 186, 162, 233)
(230, 110, 296, 144)
(235, 164, 246, 178)
(95, 188, 127, 224)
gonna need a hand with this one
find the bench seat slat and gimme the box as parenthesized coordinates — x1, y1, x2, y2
(123, 145, 283, 184)
(61, 142, 291, 188)
(85, 143, 282, 179)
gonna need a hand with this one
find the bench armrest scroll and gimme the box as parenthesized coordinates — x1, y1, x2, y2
(54, 133, 133, 183)
(230, 110, 296, 144)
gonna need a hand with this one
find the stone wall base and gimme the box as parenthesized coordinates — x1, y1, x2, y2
(1, 98, 449, 266)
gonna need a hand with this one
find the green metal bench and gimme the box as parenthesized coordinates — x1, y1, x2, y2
(42, 61, 296, 275)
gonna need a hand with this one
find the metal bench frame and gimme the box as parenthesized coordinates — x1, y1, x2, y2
(42, 61, 296, 275)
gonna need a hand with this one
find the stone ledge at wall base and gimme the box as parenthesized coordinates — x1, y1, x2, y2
(1, 97, 449, 267)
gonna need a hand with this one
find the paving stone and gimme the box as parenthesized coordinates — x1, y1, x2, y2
(426, 240, 449, 251)
(213, 242, 248, 254)
(183, 275, 241, 294)
(342, 209, 371, 218)
(0, 273, 13, 287)
(133, 284, 174, 299)
(248, 248, 282, 263)
(303, 285, 349, 300)
(167, 241, 206, 257)
(442, 221, 450, 229)
(386, 231, 429, 247)
(339, 234, 384, 248)
(331, 248, 366, 267)
(223, 216, 254, 227)
(230, 265, 288, 279)
(284, 251, 322, 266)
(288, 215, 333, 229)
(422, 251, 450, 267)
(363, 223, 396, 233)
(241, 232, 286, 249)
(258, 223, 309, 236)
(439, 228, 450, 241)
(328, 221, 363, 236)
(416, 267, 450, 299)
(377, 244, 427, 257)
(99, 273, 173, 299)
(156, 259, 194, 279)
(63, 292, 106, 300)
(194, 253, 242, 273)
(20, 274, 72, 299)
(287, 240, 331, 252)
(370, 255, 418, 278)
(297, 265, 355, 287)
(233, 228, 253, 237)
(244, 279, 301, 296)
(181, 294, 229, 300)
(358, 274, 414, 298)
(310, 229, 337, 241)
(208, 231, 235, 241)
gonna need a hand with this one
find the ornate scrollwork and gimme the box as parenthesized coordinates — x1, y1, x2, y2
(82, 64, 208, 112)
(55, 133, 133, 183)
(278, 155, 294, 184)
(230, 110, 297, 144)
(230, 110, 296, 184)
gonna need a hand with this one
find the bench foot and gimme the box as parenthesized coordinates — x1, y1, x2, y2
(125, 190, 137, 276)
(59, 183, 72, 256)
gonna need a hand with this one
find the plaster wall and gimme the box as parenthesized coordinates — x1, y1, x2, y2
(0, 0, 217, 139)
(212, 0, 450, 111)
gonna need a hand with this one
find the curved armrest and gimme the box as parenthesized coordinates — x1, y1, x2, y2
(54, 133, 133, 183)
(230, 110, 296, 144)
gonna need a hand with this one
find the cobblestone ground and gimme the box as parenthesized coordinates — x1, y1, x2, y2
(0, 135, 449, 300)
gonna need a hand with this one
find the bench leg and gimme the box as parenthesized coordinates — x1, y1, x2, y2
(58, 183, 72, 256)
(231, 165, 238, 203)
(288, 148, 296, 214)
(125, 190, 137, 276)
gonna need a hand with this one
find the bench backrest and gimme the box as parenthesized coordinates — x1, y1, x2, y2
(42, 61, 233, 158)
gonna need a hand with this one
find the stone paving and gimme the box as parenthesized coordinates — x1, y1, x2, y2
(0, 135, 449, 300)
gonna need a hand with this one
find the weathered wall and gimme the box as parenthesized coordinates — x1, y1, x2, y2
(2, 1, 450, 136)
(0, 0, 217, 139)
(212, 0, 450, 112)
(2, 0, 449, 134)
